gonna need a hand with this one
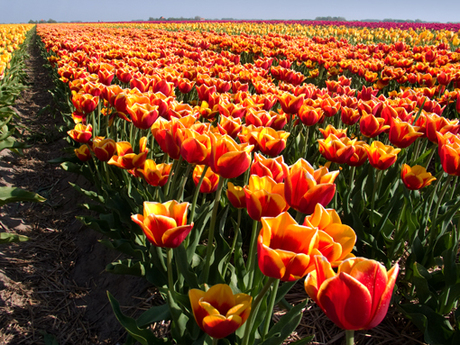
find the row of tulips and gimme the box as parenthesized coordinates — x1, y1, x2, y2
(37, 21, 460, 344)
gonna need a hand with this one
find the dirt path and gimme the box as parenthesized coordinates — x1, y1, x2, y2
(0, 31, 149, 345)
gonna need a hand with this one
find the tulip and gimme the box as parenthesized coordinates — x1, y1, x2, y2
(318, 134, 356, 164)
(217, 115, 242, 139)
(346, 141, 368, 167)
(209, 133, 253, 179)
(298, 105, 324, 127)
(388, 117, 424, 148)
(258, 212, 322, 281)
(193, 165, 219, 194)
(364, 141, 401, 170)
(401, 164, 436, 190)
(189, 284, 252, 339)
(438, 133, 460, 176)
(71, 93, 99, 114)
(303, 204, 356, 266)
(244, 175, 289, 221)
(277, 92, 304, 114)
(92, 137, 117, 161)
(74, 144, 91, 161)
(283, 158, 339, 215)
(136, 159, 172, 187)
(108, 137, 148, 170)
(238, 125, 289, 158)
(359, 111, 390, 138)
(179, 129, 211, 165)
(125, 103, 159, 130)
(318, 124, 347, 139)
(67, 124, 93, 144)
(250, 153, 287, 183)
(305, 256, 399, 331)
(131, 200, 193, 248)
(227, 182, 246, 209)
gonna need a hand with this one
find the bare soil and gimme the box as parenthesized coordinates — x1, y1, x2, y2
(0, 31, 426, 345)
(0, 32, 150, 345)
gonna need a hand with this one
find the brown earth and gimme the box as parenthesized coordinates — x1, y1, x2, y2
(0, 31, 426, 345)
(0, 32, 150, 345)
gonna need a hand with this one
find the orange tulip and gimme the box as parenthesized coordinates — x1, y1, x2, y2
(244, 175, 289, 221)
(189, 284, 252, 339)
(179, 129, 211, 165)
(277, 92, 304, 114)
(257, 212, 321, 281)
(303, 204, 356, 266)
(437, 133, 460, 176)
(217, 115, 242, 139)
(92, 137, 117, 161)
(364, 141, 401, 170)
(250, 153, 287, 183)
(131, 200, 193, 248)
(238, 125, 289, 157)
(193, 165, 219, 194)
(74, 144, 91, 161)
(388, 118, 424, 148)
(209, 133, 253, 179)
(226, 182, 246, 209)
(126, 103, 159, 130)
(283, 158, 339, 215)
(136, 159, 172, 187)
(359, 111, 390, 138)
(401, 164, 436, 190)
(318, 134, 356, 164)
(108, 137, 148, 170)
(305, 256, 399, 330)
(67, 123, 92, 143)
(72, 92, 99, 114)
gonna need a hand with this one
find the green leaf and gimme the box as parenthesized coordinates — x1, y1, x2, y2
(68, 182, 105, 204)
(0, 186, 46, 206)
(40, 331, 59, 345)
(0, 232, 29, 244)
(174, 243, 199, 289)
(137, 303, 171, 328)
(260, 300, 307, 345)
(107, 291, 170, 345)
(106, 259, 145, 277)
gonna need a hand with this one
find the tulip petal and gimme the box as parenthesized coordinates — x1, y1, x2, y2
(203, 314, 242, 339)
(318, 272, 372, 330)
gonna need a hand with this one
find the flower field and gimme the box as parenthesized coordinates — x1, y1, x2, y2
(3, 20, 460, 344)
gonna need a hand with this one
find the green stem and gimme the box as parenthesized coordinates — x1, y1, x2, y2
(345, 329, 355, 345)
(164, 158, 179, 198)
(166, 248, 174, 292)
(295, 210, 305, 224)
(211, 337, 219, 345)
(261, 279, 280, 341)
(247, 219, 260, 290)
(177, 163, 193, 202)
(241, 277, 277, 345)
(188, 165, 209, 225)
(222, 208, 241, 279)
(370, 169, 382, 226)
(201, 176, 225, 284)
(430, 174, 453, 244)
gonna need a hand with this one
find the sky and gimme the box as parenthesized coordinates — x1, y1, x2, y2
(1, 0, 460, 24)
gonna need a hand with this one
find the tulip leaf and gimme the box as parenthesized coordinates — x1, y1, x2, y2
(0, 232, 29, 244)
(68, 182, 105, 204)
(136, 303, 171, 328)
(259, 300, 307, 345)
(0, 186, 46, 206)
(174, 243, 199, 289)
(106, 259, 145, 277)
(186, 202, 212, 261)
(107, 291, 170, 345)
(400, 303, 454, 345)
(99, 238, 144, 260)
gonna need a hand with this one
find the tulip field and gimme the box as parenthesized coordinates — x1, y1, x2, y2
(3, 20, 460, 344)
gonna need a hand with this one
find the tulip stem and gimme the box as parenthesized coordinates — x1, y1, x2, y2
(201, 175, 225, 284)
(430, 174, 452, 247)
(166, 248, 174, 292)
(177, 163, 193, 202)
(261, 279, 280, 341)
(247, 219, 260, 290)
(241, 277, 276, 345)
(222, 208, 241, 279)
(188, 165, 209, 225)
(345, 330, 355, 345)
(211, 337, 219, 345)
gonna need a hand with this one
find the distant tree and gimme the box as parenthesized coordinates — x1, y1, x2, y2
(28, 19, 37, 24)
(47, 19, 57, 23)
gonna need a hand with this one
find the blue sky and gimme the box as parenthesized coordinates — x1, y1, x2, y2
(1, 0, 460, 24)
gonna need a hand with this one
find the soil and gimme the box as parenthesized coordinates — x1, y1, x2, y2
(0, 31, 426, 345)
(0, 32, 150, 345)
